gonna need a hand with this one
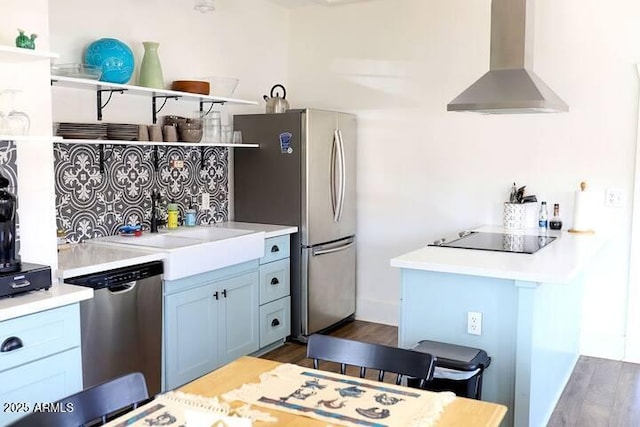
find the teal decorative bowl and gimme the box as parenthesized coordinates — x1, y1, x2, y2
(84, 38, 134, 84)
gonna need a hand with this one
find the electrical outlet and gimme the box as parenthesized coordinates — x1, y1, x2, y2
(201, 192, 210, 210)
(467, 311, 482, 335)
(170, 159, 184, 169)
(605, 188, 625, 208)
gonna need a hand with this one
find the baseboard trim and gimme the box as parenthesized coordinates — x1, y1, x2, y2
(580, 333, 626, 360)
(355, 298, 399, 326)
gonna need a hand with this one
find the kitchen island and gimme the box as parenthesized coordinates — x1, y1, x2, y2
(390, 225, 605, 427)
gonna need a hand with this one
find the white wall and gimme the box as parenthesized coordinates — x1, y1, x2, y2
(287, 0, 640, 360)
(2, 1, 58, 271)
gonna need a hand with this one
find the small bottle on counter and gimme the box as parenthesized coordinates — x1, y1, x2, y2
(538, 201, 548, 231)
(167, 201, 179, 229)
(185, 201, 196, 227)
(56, 229, 68, 251)
(549, 203, 563, 230)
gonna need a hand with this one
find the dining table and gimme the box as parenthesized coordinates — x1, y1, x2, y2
(178, 355, 508, 427)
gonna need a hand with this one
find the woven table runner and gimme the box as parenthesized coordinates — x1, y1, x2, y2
(223, 363, 456, 427)
(103, 391, 272, 427)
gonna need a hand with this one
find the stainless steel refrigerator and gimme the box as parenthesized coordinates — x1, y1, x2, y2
(233, 109, 356, 341)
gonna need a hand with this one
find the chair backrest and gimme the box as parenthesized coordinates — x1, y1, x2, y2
(306, 334, 435, 388)
(8, 372, 149, 427)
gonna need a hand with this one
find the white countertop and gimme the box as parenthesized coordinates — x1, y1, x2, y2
(390, 225, 606, 284)
(57, 244, 166, 279)
(0, 283, 93, 322)
(212, 221, 298, 239)
(57, 222, 297, 279)
(3, 223, 296, 322)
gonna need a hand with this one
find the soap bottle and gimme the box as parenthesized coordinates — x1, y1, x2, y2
(167, 200, 178, 229)
(549, 203, 563, 230)
(538, 201, 548, 231)
(185, 201, 196, 227)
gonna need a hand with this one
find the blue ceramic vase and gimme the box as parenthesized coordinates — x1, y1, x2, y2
(84, 38, 135, 84)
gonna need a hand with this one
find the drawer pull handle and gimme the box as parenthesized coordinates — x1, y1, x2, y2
(213, 291, 219, 300)
(10, 279, 30, 289)
(270, 245, 280, 253)
(270, 277, 280, 286)
(1, 337, 23, 353)
(222, 289, 227, 298)
(271, 318, 280, 327)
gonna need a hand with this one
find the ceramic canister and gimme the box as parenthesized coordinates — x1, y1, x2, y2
(503, 202, 526, 230)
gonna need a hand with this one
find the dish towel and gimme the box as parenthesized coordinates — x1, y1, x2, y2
(222, 363, 456, 427)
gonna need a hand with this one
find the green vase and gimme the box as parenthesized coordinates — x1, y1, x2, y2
(138, 41, 164, 89)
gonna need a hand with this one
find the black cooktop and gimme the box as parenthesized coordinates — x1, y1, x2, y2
(429, 231, 556, 254)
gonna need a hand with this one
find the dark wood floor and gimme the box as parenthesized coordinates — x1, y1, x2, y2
(260, 320, 398, 380)
(260, 320, 640, 426)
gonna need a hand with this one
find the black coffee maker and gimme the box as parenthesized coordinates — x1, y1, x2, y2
(0, 172, 20, 272)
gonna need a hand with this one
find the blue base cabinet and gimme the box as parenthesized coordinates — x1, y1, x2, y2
(0, 304, 83, 425)
(164, 261, 259, 391)
(164, 282, 218, 390)
(218, 271, 260, 365)
(256, 236, 291, 351)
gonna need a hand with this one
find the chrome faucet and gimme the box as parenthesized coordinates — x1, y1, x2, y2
(150, 190, 165, 233)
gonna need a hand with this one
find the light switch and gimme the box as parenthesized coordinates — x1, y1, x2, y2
(201, 192, 210, 210)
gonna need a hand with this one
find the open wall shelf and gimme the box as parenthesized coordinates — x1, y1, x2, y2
(55, 139, 258, 148)
(0, 135, 62, 142)
(0, 45, 58, 62)
(51, 76, 259, 123)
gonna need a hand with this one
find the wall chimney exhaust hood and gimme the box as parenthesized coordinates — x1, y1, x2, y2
(447, 0, 568, 114)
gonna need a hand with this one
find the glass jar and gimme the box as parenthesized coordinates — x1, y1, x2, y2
(200, 110, 221, 143)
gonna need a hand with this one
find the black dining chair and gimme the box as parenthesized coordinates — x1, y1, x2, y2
(306, 334, 436, 388)
(7, 372, 149, 427)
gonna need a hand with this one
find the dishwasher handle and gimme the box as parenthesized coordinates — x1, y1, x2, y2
(108, 281, 137, 294)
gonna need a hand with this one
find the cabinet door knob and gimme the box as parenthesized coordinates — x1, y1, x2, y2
(222, 289, 227, 298)
(213, 291, 219, 300)
(271, 318, 280, 327)
(270, 277, 280, 286)
(270, 245, 280, 253)
(1, 336, 23, 353)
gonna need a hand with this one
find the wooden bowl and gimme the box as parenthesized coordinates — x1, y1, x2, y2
(171, 80, 210, 95)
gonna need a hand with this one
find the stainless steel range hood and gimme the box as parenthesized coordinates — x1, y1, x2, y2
(447, 0, 568, 114)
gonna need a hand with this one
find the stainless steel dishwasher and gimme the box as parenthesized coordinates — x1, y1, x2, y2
(64, 260, 163, 396)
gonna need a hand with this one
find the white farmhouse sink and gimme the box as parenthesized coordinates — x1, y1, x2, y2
(171, 227, 253, 241)
(89, 227, 265, 280)
(97, 233, 204, 249)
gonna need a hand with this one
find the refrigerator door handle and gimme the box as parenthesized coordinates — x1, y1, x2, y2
(313, 240, 355, 256)
(330, 130, 340, 222)
(336, 129, 347, 222)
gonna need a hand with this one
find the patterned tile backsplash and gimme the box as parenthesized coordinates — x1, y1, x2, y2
(54, 143, 230, 243)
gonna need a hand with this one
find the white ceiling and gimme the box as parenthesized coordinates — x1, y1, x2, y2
(266, 0, 372, 8)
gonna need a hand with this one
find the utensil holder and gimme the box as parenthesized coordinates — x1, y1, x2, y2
(503, 203, 526, 230)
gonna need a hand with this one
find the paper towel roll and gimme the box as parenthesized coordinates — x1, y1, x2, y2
(570, 182, 595, 233)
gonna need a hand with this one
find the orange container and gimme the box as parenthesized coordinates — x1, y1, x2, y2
(171, 80, 210, 95)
